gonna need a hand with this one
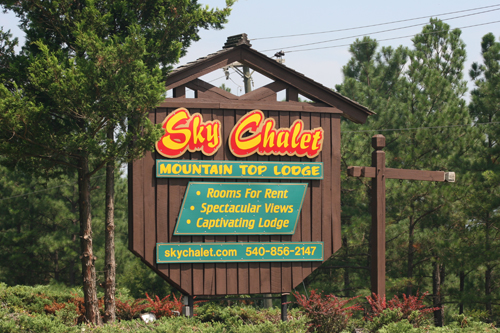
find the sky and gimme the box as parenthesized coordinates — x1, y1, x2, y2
(1, 0, 500, 99)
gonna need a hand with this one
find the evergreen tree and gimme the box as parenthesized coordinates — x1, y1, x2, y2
(333, 36, 409, 296)
(0, 0, 233, 323)
(334, 21, 474, 323)
(468, 32, 500, 318)
(0, 164, 81, 286)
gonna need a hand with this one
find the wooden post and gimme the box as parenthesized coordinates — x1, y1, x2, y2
(347, 134, 455, 297)
(281, 293, 289, 321)
(371, 135, 386, 296)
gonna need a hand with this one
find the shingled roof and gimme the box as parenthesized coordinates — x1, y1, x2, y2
(165, 34, 374, 124)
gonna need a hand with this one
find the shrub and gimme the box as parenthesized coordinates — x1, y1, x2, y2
(293, 289, 362, 333)
(196, 303, 264, 326)
(377, 319, 421, 333)
(115, 298, 148, 321)
(364, 308, 407, 332)
(365, 292, 438, 331)
(143, 293, 182, 319)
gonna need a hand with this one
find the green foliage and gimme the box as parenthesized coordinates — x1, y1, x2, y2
(0, 161, 174, 297)
(328, 20, 477, 323)
(377, 319, 421, 333)
(0, 164, 80, 286)
(0, 1, 233, 322)
(426, 314, 499, 332)
(466, 32, 500, 318)
(0, 283, 77, 314)
(0, 28, 17, 88)
(0, 311, 81, 333)
(6, 285, 500, 332)
(195, 302, 308, 331)
(364, 308, 404, 332)
(0, 284, 309, 332)
(54, 302, 80, 326)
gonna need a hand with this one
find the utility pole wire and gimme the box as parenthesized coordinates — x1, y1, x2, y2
(253, 4, 500, 40)
(342, 121, 500, 133)
(279, 20, 500, 54)
(261, 8, 500, 53)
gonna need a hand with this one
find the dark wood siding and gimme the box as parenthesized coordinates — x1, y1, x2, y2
(129, 107, 342, 296)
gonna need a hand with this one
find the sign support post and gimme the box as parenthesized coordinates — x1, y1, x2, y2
(371, 135, 386, 297)
(347, 134, 455, 296)
(281, 293, 289, 321)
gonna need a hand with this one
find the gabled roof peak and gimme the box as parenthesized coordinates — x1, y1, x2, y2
(166, 36, 374, 123)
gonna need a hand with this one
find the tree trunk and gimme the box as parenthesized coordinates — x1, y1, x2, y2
(432, 260, 444, 327)
(104, 127, 116, 323)
(263, 294, 273, 308)
(407, 216, 414, 296)
(343, 237, 350, 297)
(485, 264, 492, 318)
(78, 157, 101, 325)
(69, 259, 75, 287)
(54, 250, 59, 282)
(459, 270, 465, 314)
(485, 214, 492, 318)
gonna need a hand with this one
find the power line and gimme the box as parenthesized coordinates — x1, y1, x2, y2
(208, 68, 244, 94)
(283, 20, 500, 54)
(342, 121, 500, 133)
(261, 8, 500, 53)
(253, 4, 500, 40)
(209, 74, 226, 83)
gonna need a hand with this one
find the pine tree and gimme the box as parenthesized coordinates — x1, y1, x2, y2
(0, 0, 233, 323)
(336, 21, 474, 320)
(468, 32, 500, 318)
(0, 164, 81, 286)
(335, 36, 409, 296)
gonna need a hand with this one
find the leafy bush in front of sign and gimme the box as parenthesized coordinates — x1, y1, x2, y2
(0, 283, 87, 317)
(376, 319, 422, 333)
(364, 292, 438, 332)
(0, 308, 80, 333)
(196, 302, 270, 325)
(143, 292, 182, 319)
(195, 302, 308, 331)
(292, 289, 362, 333)
(115, 298, 149, 321)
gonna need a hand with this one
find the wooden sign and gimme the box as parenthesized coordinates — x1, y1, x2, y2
(128, 35, 374, 296)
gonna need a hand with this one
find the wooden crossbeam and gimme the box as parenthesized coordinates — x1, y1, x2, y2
(347, 135, 455, 296)
(347, 166, 447, 182)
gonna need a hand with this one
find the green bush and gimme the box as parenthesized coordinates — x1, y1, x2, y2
(5, 284, 500, 332)
(364, 308, 405, 332)
(0, 311, 80, 333)
(378, 319, 421, 333)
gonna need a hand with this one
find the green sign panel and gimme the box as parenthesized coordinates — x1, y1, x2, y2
(156, 242, 324, 263)
(174, 182, 307, 235)
(156, 160, 323, 180)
